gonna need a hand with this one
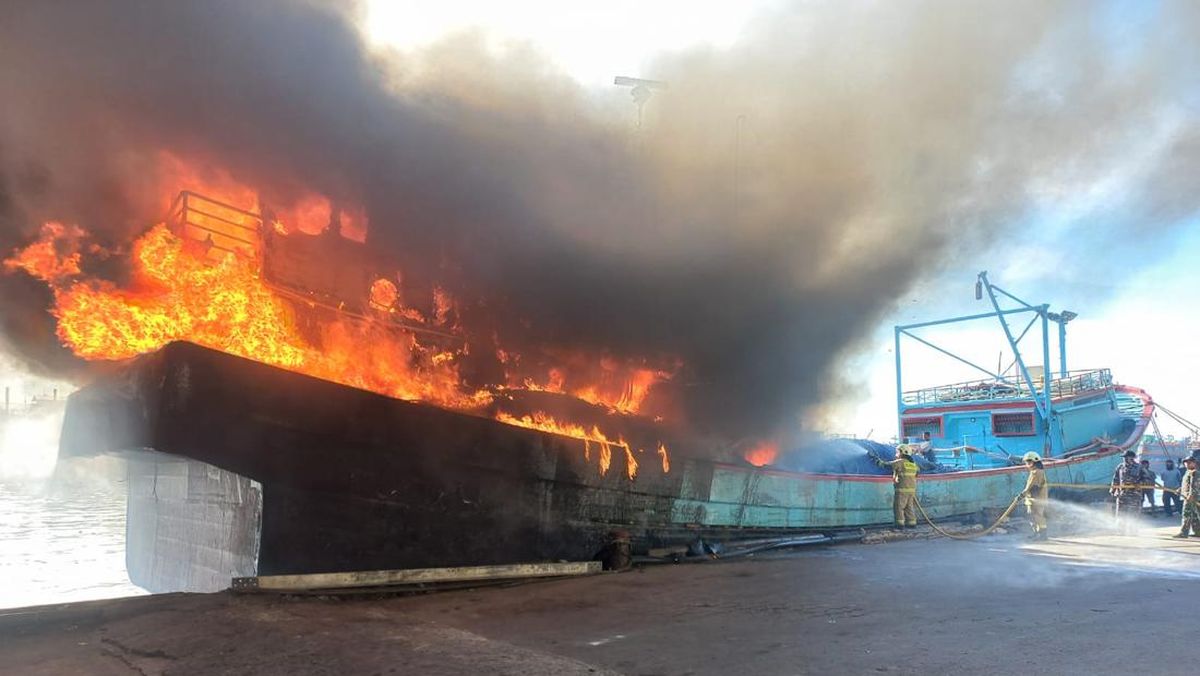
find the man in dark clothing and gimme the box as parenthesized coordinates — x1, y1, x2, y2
(1111, 450, 1147, 534)
(1173, 456, 1200, 538)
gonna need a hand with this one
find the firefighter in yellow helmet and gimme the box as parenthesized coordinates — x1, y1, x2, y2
(1020, 451, 1049, 540)
(874, 444, 920, 528)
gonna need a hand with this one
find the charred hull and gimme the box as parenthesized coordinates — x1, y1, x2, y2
(60, 342, 697, 587)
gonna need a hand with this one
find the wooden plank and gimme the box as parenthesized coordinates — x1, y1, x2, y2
(232, 561, 601, 592)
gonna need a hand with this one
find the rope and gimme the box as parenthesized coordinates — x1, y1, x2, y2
(1150, 414, 1179, 463)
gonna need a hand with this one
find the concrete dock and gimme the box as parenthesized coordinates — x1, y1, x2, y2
(4, 522, 1199, 676)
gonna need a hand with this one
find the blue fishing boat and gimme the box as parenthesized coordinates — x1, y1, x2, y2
(671, 272, 1153, 529)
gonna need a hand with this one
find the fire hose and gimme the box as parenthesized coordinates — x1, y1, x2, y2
(913, 483, 1197, 541)
(914, 493, 1023, 540)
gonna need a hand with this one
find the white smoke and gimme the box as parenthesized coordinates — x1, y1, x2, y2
(0, 406, 63, 480)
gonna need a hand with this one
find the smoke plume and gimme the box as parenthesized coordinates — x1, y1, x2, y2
(1, 0, 1198, 441)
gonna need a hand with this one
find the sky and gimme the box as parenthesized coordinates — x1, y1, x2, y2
(1, 1, 1195, 444)
(364, 0, 762, 88)
(362, 0, 1200, 441)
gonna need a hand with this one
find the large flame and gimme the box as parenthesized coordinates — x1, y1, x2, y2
(18, 223, 487, 409)
(3, 222, 84, 282)
(4, 182, 676, 477)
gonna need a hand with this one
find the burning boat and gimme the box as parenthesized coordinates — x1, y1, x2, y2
(9, 191, 1151, 592)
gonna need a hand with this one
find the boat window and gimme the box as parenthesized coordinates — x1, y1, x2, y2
(992, 412, 1035, 436)
(902, 416, 942, 438)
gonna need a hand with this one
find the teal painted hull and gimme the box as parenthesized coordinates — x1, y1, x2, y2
(671, 387, 1151, 530)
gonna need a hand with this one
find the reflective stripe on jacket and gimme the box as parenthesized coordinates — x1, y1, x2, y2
(877, 457, 919, 493)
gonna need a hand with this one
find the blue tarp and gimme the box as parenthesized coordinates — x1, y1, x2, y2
(769, 438, 957, 475)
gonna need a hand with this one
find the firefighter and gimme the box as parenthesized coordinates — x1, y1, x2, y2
(1173, 456, 1200, 539)
(875, 444, 920, 529)
(1110, 450, 1147, 534)
(1019, 451, 1048, 540)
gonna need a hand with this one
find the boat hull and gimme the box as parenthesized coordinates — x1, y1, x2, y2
(59, 343, 1151, 592)
(674, 435, 1140, 530)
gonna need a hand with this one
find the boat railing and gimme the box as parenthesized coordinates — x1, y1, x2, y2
(902, 368, 1112, 406)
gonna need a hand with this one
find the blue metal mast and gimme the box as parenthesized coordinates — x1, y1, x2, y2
(893, 272, 1075, 456)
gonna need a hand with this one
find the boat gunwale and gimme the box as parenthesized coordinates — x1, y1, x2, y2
(720, 385, 1154, 484)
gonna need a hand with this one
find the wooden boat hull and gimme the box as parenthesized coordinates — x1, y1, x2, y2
(58, 343, 1151, 591)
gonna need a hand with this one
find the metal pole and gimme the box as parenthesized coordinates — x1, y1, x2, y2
(1041, 310, 1055, 455)
(895, 326, 904, 441)
(1058, 320, 1068, 377)
(895, 306, 1038, 332)
(979, 272, 1047, 420)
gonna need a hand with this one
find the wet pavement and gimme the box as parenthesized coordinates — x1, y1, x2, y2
(3, 519, 1198, 675)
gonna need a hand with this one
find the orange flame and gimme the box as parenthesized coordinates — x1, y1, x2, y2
(3, 222, 85, 283)
(11, 223, 488, 409)
(744, 440, 779, 467)
(624, 446, 639, 480)
(275, 194, 332, 236)
(5, 179, 679, 480)
(516, 363, 673, 416)
(495, 410, 668, 479)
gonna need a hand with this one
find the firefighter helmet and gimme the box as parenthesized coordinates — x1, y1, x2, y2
(1022, 452, 1042, 463)
(897, 444, 913, 457)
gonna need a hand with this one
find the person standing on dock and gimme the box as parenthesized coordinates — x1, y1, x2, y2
(1140, 460, 1157, 514)
(1161, 459, 1182, 517)
(1173, 456, 1200, 538)
(1111, 450, 1147, 534)
(1020, 452, 1049, 540)
(875, 445, 920, 529)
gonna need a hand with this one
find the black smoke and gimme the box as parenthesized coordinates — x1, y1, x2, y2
(1, 0, 1198, 442)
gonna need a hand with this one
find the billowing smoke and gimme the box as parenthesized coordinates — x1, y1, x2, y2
(1, 0, 1197, 442)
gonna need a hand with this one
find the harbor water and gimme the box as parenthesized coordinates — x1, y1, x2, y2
(0, 412, 144, 610)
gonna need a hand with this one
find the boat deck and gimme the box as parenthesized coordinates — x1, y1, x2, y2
(902, 368, 1113, 406)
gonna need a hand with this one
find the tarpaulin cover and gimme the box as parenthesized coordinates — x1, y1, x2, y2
(770, 438, 958, 475)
